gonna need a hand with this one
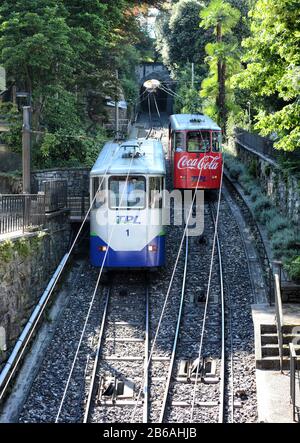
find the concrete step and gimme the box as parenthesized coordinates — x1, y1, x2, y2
(261, 333, 300, 345)
(261, 344, 300, 358)
(261, 324, 300, 334)
(256, 356, 300, 370)
(261, 324, 277, 334)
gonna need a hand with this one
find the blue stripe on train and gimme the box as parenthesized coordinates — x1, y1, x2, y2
(90, 235, 165, 268)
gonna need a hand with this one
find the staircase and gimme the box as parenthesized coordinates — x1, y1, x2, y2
(257, 323, 300, 370)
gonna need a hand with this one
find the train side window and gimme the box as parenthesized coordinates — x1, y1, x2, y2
(93, 176, 105, 209)
(212, 132, 222, 152)
(149, 177, 162, 209)
(175, 132, 185, 152)
(187, 131, 210, 152)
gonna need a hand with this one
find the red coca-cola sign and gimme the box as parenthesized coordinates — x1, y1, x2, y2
(177, 155, 221, 170)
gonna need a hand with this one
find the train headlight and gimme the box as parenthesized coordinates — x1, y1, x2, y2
(148, 245, 157, 252)
(212, 175, 218, 179)
(98, 246, 107, 252)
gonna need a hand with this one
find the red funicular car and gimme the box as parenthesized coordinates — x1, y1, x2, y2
(169, 114, 223, 190)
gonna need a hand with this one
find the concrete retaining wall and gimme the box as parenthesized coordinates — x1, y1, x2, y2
(0, 211, 71, 366)
(233, 139, 300, 224)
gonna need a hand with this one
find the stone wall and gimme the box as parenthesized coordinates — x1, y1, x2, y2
(233, 139, 300, 224)
(31, 167, 90, 197)
(0, 173, 22, 194)
(0, 148, 22, 173)
(0, 210, 71, 366)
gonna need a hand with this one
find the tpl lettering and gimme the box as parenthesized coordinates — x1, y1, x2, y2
(116, 215, 141, 224)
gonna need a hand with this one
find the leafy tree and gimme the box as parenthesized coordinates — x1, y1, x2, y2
(199, 0, 241, 131)
(234, 0, 300, 151)
(0, 0, 158, 168)
(156, 0, 211, 77)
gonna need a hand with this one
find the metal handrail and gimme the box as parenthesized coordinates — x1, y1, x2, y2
(0, 193, 45, 235)
(290, 342, 297, 422)
(274, 273, 284, 372)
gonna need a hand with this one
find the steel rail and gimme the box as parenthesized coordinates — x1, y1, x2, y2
(83, 287, 111, 423)
(131, 151, 207, 423)
(56, 152, 136, 422)
(190, 165, 224, 421)
(210, 203, 225, 423)
(159, 235, 189, 423)
(143, 286, 149, 423)
(0, 145, 123, 402)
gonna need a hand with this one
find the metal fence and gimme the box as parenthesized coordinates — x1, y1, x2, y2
(40, 179, 67, 213)
(0, 194, 45, 235)
(234, 128, 300, 162)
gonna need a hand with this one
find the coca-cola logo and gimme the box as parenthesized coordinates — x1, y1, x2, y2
(177, 155, 221, 170)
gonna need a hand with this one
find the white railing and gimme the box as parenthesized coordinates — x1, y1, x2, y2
(274, 273, 284, 372)
(289, 342, 299, 422)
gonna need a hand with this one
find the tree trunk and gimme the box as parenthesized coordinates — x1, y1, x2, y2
(216, 22, 226, 134)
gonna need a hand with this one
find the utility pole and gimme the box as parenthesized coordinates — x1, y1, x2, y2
(191, 62, 195, 89)
(247, 101, 251, 131)
(22, 106, 31, 194)
(115, 70, 119, 139)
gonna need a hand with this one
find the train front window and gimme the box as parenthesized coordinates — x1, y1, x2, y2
(187, 131, 210, 153)
(109, 176, 146, 209)
(212, 131, 222, 152)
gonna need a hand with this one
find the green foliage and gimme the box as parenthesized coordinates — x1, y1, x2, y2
(155, 0, 211, 77)
(173, 67, 203, 114)
(257, 208, 278, 225)
(0, 102, 22, 152)
(14, 238, 31, 258)
(0, 0, 152, 168)
(199, 0, 242, 128)
(284, 256, 300, 282)
(0, 240, 14, 263)
(248, 159, 257, 178)
(252, 195, 272, 216)
(224, 147, 300, 279)
(266, 214, 288, 237)
(226, 160, 244, 180)
(200, 0, 241, 35)
(271, 228, 299, 251)
(234, 0, 300, 152)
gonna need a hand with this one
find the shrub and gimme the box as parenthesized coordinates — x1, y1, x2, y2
(271, 228, 298, 251)
(257, 208, 278, 225)
(252, 196, 272, 216)
(249, 186, 261, 202)
(284, 256, 300, 282)
(266, 215, 288, 236)
(248, 158, 258, 177)
(227, 161, 245, 180)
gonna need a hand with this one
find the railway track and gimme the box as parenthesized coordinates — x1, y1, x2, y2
(151, 199, 230, 423)
(11, 114, 257, 424)
(83, 274, 149, 423)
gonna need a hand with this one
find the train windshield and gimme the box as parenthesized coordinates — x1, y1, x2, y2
(187, 131, 210, 153)
(212, 131, 222, 152)
(109, 176, 146, 209)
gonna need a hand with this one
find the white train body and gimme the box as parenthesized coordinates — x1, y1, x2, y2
(90, 138, 166, 268)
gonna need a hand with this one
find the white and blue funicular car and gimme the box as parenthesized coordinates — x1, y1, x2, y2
(90, 138, 166, 269)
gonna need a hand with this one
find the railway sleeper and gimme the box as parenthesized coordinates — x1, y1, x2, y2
(97, 376, 137, 405)
(177, 357, 218, 384)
